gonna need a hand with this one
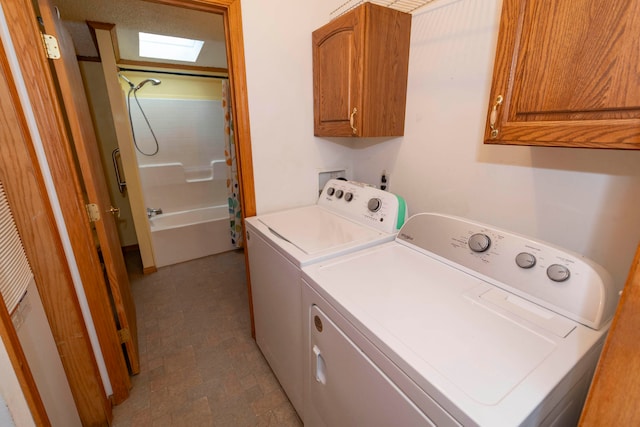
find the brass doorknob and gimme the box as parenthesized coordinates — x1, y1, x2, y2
(109, 206, 120, 218)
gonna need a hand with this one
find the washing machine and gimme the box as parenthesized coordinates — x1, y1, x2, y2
(301, 213, 619, 426)
(245, 179, 407, 419)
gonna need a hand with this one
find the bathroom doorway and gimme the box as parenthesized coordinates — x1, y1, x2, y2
(54, 0, 255, 272)
(118, 70, 239, 267)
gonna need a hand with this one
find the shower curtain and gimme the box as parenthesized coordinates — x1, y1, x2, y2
(222, 80, 243, 248)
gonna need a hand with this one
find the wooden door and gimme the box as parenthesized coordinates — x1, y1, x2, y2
(38, 0, 140, 374)
(484, 0, 640, 149)
(579, 243, 640, 425)
(0, 33, 111, 423)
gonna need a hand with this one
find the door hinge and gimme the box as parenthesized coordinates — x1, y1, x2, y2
(117, 328, 131, 344)
(40, 33, 61, 59)
(86, 203, 101, 222)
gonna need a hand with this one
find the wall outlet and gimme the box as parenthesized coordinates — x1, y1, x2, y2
(380, 170, 389, 191)
(318, 169, 346, 195)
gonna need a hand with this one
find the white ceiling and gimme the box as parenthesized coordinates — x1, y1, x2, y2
(51, 0, 227, 68)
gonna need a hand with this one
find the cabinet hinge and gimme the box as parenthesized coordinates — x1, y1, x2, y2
(85, 203, 101, 222)
(40, 33, 61, 59)
(117, 328, 131, 344)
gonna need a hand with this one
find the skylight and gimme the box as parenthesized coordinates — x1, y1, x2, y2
(138, 32, 204, 62)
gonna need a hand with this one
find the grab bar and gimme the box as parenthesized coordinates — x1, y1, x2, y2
(112, 148, 126, 193)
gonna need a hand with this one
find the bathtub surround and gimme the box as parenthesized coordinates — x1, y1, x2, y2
(131, 96, 235, 267)
(130, 98, 226, 169)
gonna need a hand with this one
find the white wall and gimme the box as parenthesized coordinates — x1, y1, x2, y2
(242, 0, 356, 213)
(352, 0, 640, 290)
(242, 0, 640, 289)
(0, 339, 35, 427)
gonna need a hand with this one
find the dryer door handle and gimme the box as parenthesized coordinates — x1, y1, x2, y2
(313, 345, 327, 385)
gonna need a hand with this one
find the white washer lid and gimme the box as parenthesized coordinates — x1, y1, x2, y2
(304, 244, 565, 405)
(258, 205, 384, 255)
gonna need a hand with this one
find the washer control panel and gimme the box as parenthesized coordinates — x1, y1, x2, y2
(397, 213, 617, 330)
(318, 179, 407, 234)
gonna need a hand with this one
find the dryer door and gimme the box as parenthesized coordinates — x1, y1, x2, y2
(307, 305, 435, 427)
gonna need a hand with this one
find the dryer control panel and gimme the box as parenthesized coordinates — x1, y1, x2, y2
(318, 179, 407, 234)
(397, 213, 617, 331)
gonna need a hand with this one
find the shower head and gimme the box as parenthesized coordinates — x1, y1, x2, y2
(118, 73, 135, 88)
(134, 78, 162, 91)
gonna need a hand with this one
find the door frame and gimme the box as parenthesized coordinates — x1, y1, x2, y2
(143, 0, 258, 336)
(0, 0, 256, 422)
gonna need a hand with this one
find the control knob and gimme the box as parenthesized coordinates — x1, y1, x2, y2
(515, 252, 536, 269)
(468, 233, 491, 253)
(326, 187, 335, 196)
(344, 192, 354, 202)
(367, 198, 382, 212)
(547, 264, 570, 282)
(335, 190, 344, 199)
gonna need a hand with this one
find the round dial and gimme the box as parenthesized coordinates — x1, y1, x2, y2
(547, 264, 570, 282)
(326, 187, 335, 196)
(335, 190, 344, 199)
(367, 198, 382, 212)
(515, 252, 536, 269)
(344, 192, 354, 202)
(468, 233, 491, 253)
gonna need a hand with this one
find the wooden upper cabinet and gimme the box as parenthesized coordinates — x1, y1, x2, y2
(485, 0, 640, 149)
(312, 3, 411, 137)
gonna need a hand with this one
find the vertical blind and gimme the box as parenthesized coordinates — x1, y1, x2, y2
(0, 181, 33, 313)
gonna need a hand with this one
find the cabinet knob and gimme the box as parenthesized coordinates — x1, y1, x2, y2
(489, 95, 503, 138)
(350, 107, 358, 135)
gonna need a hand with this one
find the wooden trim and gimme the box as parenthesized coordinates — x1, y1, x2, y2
(118, 58, 229, 74)
(143, 266, 159, 275)
(225, 0, 257, 336)
(90, 22, 121, 62)
(77, 55, 101, 62)
(86, 21, 115, 31)
(225, 0, 256, 218)
(144, 0, 230, 14)
(0, 300, 50, 426)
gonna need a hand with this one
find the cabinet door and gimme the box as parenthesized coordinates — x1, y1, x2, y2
(313, 9, 364, 137)
(485, 0, 640, 149)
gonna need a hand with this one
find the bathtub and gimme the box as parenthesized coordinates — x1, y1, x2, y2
(149, 205, 235, 267)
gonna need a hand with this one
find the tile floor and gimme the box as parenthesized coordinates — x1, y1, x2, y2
(112, 249, 302, 427)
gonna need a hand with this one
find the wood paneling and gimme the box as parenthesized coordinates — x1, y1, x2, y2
(579, 243, 640, 425)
